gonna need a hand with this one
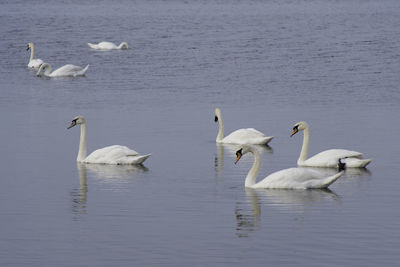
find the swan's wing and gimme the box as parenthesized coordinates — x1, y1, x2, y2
(97, 42, 117, 50)
(305, 149, 364, 167)
(28, 58, 44, 68)
(84, 145, 150, 165)
(223, 128, 272, 144)
(254, 168, 342, 189)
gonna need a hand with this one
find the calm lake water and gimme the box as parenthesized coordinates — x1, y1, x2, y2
(1, 0, 400, 266)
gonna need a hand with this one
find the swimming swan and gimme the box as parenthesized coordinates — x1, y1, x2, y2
(36, 63, 89, 77)
(87, 41, 129, 50)
(67, 116, 151, 165)
(27, 42, 44, 69)
(214, 108, 273, 145)
(291, 121, 371, 168)
(235, 145, 343, 189)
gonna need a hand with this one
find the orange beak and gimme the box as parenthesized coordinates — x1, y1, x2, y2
(290, 128, 298, 137)
(234, 152, 242, 164)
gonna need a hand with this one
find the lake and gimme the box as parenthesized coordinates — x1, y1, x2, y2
(1, 0, 400, 266)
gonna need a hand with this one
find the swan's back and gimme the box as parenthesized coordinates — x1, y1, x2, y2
(303, 149, 370, 167)
(51, 64, 88, 77)
(28, 58, 44, 69)
(88, 42, 117, 50)
(223, 128, 273, 145)
(253, 168, 343, 189)
(84, 145, 150, 165)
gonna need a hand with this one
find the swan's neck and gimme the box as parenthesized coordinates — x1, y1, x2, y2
(29, 45, 35, 61)
(216, 115, 224, 142)
(118, 42, 128, 49)
(245, 151, 261, 187)
(298, 127, 310, 163)
(44, 65, 52, 76)
(77, 123, 87, 162)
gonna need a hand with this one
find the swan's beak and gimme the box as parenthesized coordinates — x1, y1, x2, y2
(67, 121, 77, 129)
(234, 151, 242, 164)
(214, 116, 218, 122)
(290, 128, 298, 137)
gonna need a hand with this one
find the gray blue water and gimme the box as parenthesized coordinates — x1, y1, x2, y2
(1, 0, 400, 266)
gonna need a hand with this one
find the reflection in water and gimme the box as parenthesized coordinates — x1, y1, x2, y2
(235, 188, 340, 237)
(71, 163, 88, 218)
(215, 143, 273, 179)
(85, 163, 148, 181)
(71, 163, 148, 219)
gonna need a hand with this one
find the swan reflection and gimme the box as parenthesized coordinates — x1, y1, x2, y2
(85, 163, 148, 181)
(71, 163, 88, 218)
(235, 188, 340, 237)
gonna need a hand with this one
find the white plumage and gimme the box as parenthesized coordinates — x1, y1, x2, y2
(36, 63, 89, 77)
(68, 116, 150, 165)
(88, 41, 129, 50)
(214, 108, 273, 145)
(27, 42, 44, 69)
(235, 145, 343, 189)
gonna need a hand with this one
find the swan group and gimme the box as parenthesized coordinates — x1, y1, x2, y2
(36, 63, 89, 77)
(67, 116, 151, 165)
(234, 145, 343, 189)
(291, 121, 371, 168)
(88, 41, 129, 50)
(27, 42, 44, 69)
(214, 108, 273, 145)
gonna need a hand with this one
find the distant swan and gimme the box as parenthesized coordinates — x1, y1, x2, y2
(235, 145, 343, 189)
(291, 121, 371, 168)
(214, 108, 273, 145)
(36, 63, 89, 77)
(27, 42, 44, 69)
(67, 116, 151, 165)
(88, 41, 129, 50)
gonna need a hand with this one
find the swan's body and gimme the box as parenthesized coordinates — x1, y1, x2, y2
(88, 41, 129, 50)
(36, 63, 89, 77)
(68, 116, 150, 165)
(235, 145, 343, 189)
(291, 121, 371, 168)
(214, 108, 273, 145)
(27, 42, 44, 69)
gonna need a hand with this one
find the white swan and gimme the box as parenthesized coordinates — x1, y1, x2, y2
(36, 63, 89, 77)
(67, 116, 151, 165)
(214, 108, 273, 145)
(291, 121, 371, 168)
(27, 42, 44, 69)
(234, 145, 343, 189)
(87, 41, 129, 50)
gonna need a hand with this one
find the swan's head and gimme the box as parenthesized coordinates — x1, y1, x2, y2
(27, 42, 33, 51)
(68, 116, 86, 129)
(214, 108, 222, 122)
(234, 145, 253, 164)
(291, 121, 309, 137)
(120, 42, 129, 49)
(36, 63, 50, 77)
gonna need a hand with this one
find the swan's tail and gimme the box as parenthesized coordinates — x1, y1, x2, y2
(132, 154, 151, 165)
(344, 158, 372, 168)
(87, 43, 97, 49)
(261, 136, 274, 145)
(315, 171, 344, 189)
(75, 65, 89, 76)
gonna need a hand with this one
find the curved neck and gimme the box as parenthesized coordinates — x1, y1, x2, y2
(77, 123, 87, 162)
(36, 64, 52, 76)
(118, 42, 128, 49)
(216, 115, 224, 142)
(245, 150, 261, 187)
(29, 45, 35, 61)
(44, 65, 52, 76)
(299, 127, 310, 163)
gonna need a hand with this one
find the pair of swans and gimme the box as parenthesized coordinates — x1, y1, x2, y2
(68, 116, 150, 165)
(88, 41, 129, 50)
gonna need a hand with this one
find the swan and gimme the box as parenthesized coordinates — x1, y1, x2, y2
(87, 41, 129, 50)
(214, 108, 273, 145)
(27, 42, 44, 69)
(36, 63, 89, 77)
(234, 145, 343, 189)
(291, 121, 371, 168)
(67, 116, 151, 165)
